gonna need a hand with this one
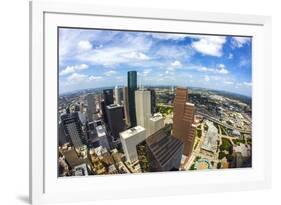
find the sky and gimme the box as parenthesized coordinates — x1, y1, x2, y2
(59, 28, 252, 96)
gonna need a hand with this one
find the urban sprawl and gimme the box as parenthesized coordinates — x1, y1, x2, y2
(58, 71, 252, 177)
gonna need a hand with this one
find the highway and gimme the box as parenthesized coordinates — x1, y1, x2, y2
(196, 111, 251, 134)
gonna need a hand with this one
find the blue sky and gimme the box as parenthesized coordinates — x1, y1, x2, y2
(59, 28, 252, 96)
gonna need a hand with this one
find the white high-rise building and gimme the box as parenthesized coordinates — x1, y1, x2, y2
(86, 93, 96, 122)
(135, 90, 151, 137)
(148, 113, 164, 137)
(120, 126, 146, 163)
(114, 86, 122, 105)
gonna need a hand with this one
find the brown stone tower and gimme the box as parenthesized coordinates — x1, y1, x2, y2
(173, 87, 196, 158)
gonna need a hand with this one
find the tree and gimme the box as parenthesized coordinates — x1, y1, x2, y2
(226, 154, 234, 162)
(217, 162, 221, 169)
(189, 164, 196, 170)
(218, 152, 225, 160)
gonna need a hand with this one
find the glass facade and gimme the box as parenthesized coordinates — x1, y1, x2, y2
(127, 71, 137, 127)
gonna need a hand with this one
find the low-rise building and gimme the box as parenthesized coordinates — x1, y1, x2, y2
(201, 121, 218, 153)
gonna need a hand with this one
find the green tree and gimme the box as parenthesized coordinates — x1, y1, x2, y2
(218, 152, 225, 160)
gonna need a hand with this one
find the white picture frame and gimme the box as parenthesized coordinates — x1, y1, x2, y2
(30, 1, 272, 204)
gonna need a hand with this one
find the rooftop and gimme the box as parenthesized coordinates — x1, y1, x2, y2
(96, 125, 106, 137)
(150, 113, 163, 122)
(120, 126, 145, 139)
(146, 129, 183, 167)
(106, 104, 123, 109)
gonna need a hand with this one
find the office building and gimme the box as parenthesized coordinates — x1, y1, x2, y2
(148, 88, 157, 114)
(103, 89, 114, 106)
(86, 93, 96, 122)
(61, 112, 86, 149)
(96, 125, 110, 150)
(79, 102, 84, 113)
(58, 122, 69, 146)
(123, 86, 131, 127)
(114, 85, 123, 105)
(78, 111, 87, 125)
(120, 126, 146, 162)
(135, 89, 151, 136)
(201, 121, 218, 153)
(137, 128, 184, 172)
(101, 100, 108, 123)
(173, 87, 196, 157)
(148, 113, 164, 137)
(86, 121, 99, 148)
(61, 148, 84, 169)
(106, 104, 125, 145)
(128, 71, 137, 127)
(73, 163, 89, 176)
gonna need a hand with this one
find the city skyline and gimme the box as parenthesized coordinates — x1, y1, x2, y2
(58, 28, 252, 177)
(59, 28, 252, 96)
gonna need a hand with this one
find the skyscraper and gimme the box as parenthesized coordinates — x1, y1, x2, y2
(106, 104, 125, 147)
(173, 87, 196, 157)
(120, 126, 146, 163)
(58, 122, 69, 146)
(148, 113, 164, 137)
(61, 112, 86, 149)
(123, 86, 131, 127)
(103, 89, 114, 106)
(96, 125, 110, 151)
(127, 71, 137, 127)
(114, 85, 123, 105)
(86, 93, 96, 122)
(101, 100, 108, 123)
(137, 128, 184, 172)
(148, 88, 157, 114)
(135, 89, 151, 136)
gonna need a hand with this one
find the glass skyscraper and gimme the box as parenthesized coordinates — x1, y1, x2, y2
(127, 71, 137, 127)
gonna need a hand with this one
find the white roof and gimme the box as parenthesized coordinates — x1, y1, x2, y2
(120, 126, 145, 139)
(150, 113, 163, 122)
(96, 125, 106, 137)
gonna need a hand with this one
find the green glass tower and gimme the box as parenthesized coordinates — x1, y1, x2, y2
(128, 71, 137, 127)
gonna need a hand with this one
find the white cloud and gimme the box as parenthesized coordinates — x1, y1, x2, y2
(171, 60, 182, 67)
(89, 75, 103, 81)
(59, 64, 89, 76)
(228, 53, 233, 59)
(191, 36, 226, 57)
(197, 64, 229, 75)
(243, 81, 252, 86)
(104, 70, 117, 77)
(150, 33, 188, 40)
(224, 81, 234, 85)
(67, 73, 87, 83)
(77, 35, 152, 66)
(198, 66, 214, 72)
(216, 64, 229, 74)
(120, 51, 150, 60)
(239, 57, 250, 67)
(231, 37, 251, 48)
(142, 69, 152, 76)
(78, 40, 92, 51)
(138, 69, 152, 77)
(217, 68, 229, 74)
(155, 45, 194, 59)
(204, 76, 210, 82)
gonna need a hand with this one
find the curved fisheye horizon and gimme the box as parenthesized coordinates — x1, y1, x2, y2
(59, 28, 252, 97)
(58, 28, 252, 177)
